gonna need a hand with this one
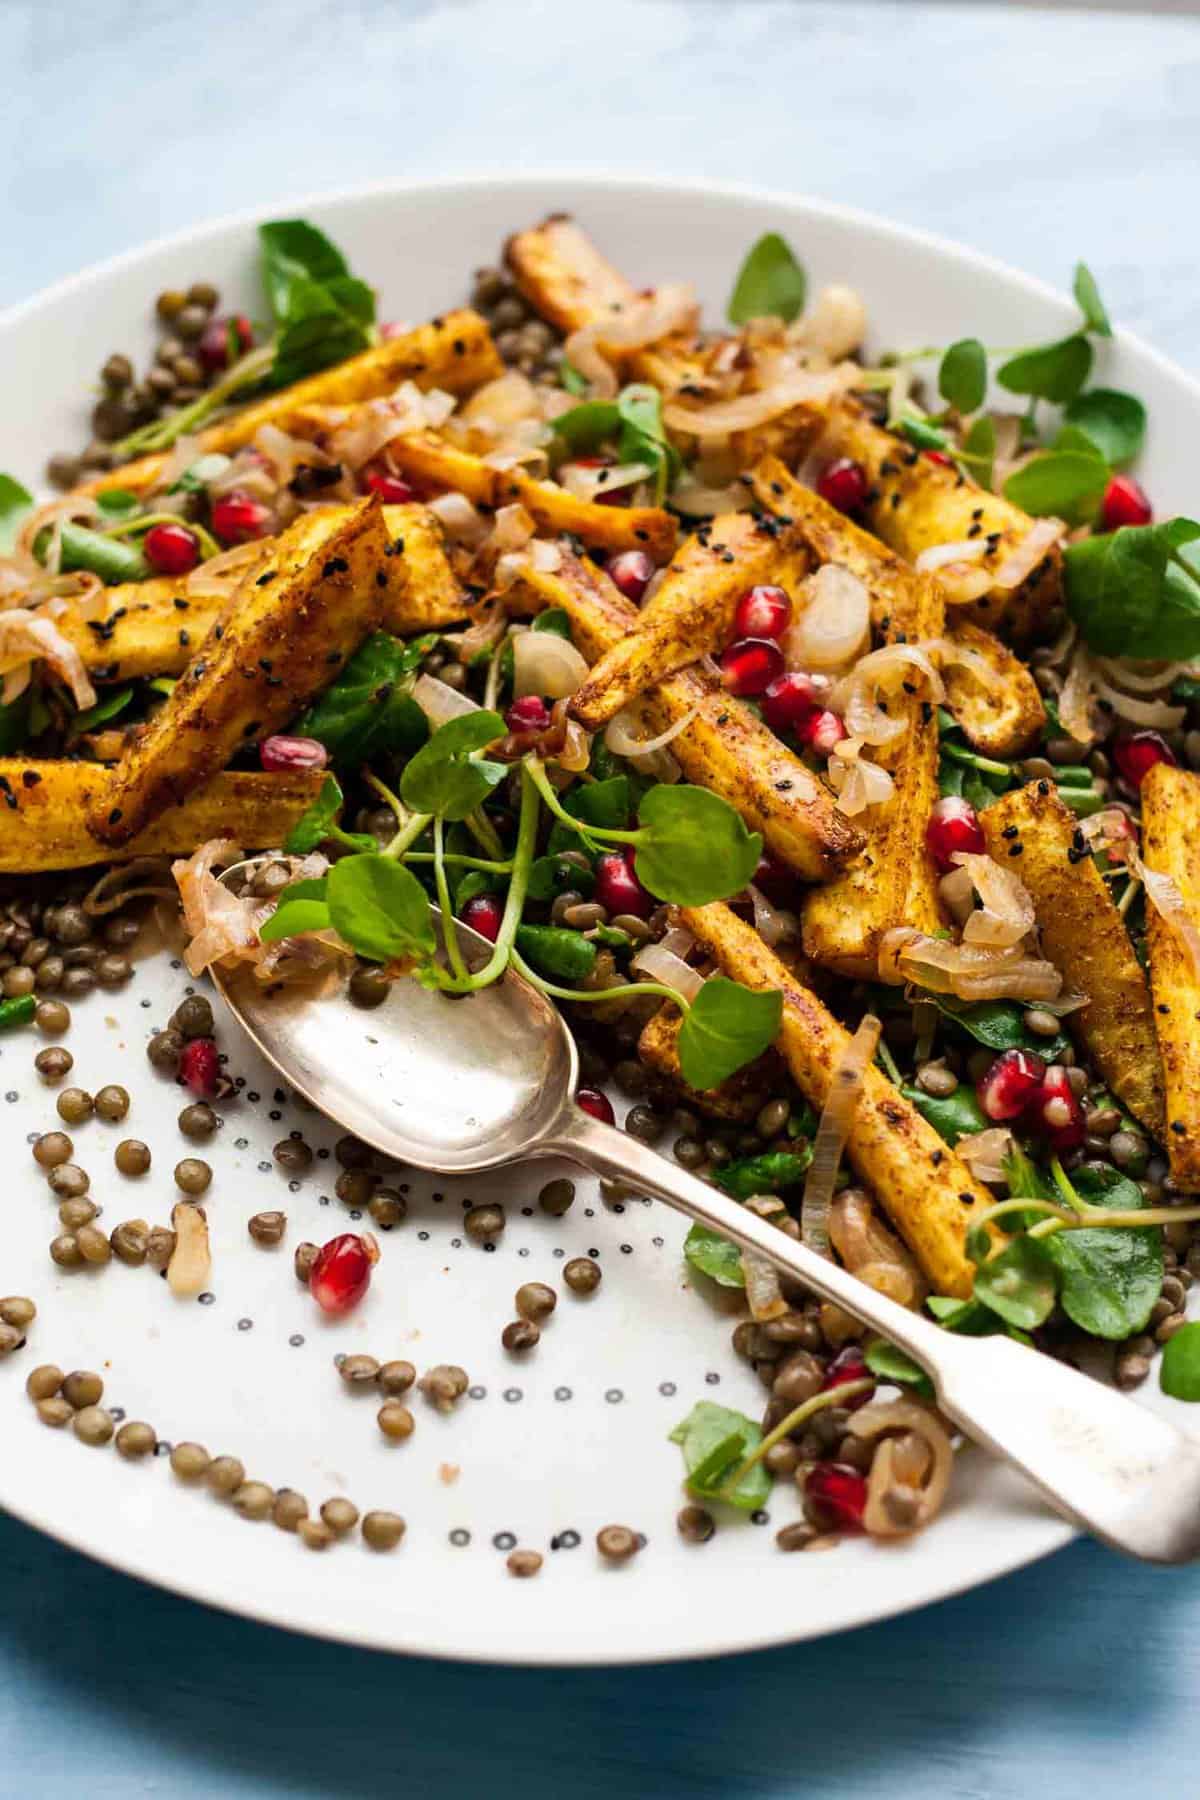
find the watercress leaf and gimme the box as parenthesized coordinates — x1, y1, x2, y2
(997, 334, 1093, 404)
(972, 1234, 1059, 1331)
(727, 233, 806, 326)
(617, 383, 680, 503)
(900, 1081, 987, 1147)
(270, 296, 373, 390)
(0, 474, 33, 554)
(283, 773, 376, 855)
(633, 784, 761, 904)
(399, 709, 506, 821)
(713, 1147, 812, 1199)
(1073, 261, 1112, 338)
(863, 1337, 935, 1399)
(683, 1223, 745, 1288)
(513, 924, 597, 983)
(549, 399, 620, 455)
(1002, 450, 1109, 525)
(70, 685, 135, 736)
(1062, 388, 1146, 467)
(1042, 1164, 1161, 1341)
(923, 994, 1071, 1061)
(168, 453, 232, 495)
(668, 1400, 771, 1511)
(546, 774, 630, 856)
(525, 853, 596, 902)
(962, 414, 996, 489)
(258, 895, 333, 944)
(677, 978, 782, 1090)
(93, 487, 142, 519)
(938, 338, 987, 414)
(295, 631, 433, 768)
(1064, 518, 1200, 658)
(927, 1294, 1007, 1336)
(259, 219, 352, 310)
(326, 853, 435, 964)
(532, 607, 573, 640)
(1160, 1320, 1200, 1401)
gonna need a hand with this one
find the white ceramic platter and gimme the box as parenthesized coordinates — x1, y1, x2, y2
(2, 176, 1197, 1665)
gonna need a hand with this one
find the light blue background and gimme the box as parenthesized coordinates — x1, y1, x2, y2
(5, 4, 1200, 1795)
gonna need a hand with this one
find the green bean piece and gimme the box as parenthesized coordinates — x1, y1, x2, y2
(0, 994, 37, 1032)
(37, 522, 149, 585)
(513, 924, 598, 983)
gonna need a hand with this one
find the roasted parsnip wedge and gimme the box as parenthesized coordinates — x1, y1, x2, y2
(1140, 764, 1200, 1182)
(378, 502, 474, 630)
(87, 499, 389, 846)
(82, 310, 502, 500)
(62, 578, 221, 683)
(638, 1003, 786, 1122)
(679, 901, 990, 1296)
(509, 549, 863, 880)
(801, 570, 945, 977)
(570, 511, 810, 729)
(0, 762, 323, 873)
(818, 401, 1063, 643)
(980, 780, 1165, 1136)
(747, 457, 1046, 756)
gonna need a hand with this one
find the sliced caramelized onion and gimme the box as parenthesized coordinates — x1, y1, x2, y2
(1079, 806, 1136, 862)
(992, 517, 1063, 589)
(556, 716, 592, 773)
(923, 635, 1002, 690)
(529, 539, 563, 574)
(915, 538, 989, 574)
(956, 1126, 1015, 1185)
(512, 627, 590, 700)
(889, 932, 1064, 1003)
(557, 460, 651, 502)
(565, 285, 700, 399)
(83, 857, 175, 915)
(1093, 655, 1188, 695)
(789, 284, 867, 361)
(0, 609, 95, 709)
(935, 562, 995, 606)
(663, 364, 856, 439)
(741, 1247, 789, 1322)
(669, 476, 753, 518)
(801, 1014, 881, 1257)
(185, 540, 266, 600)
(1130, 849, 1200, 981)
(659, 924, 695, 960)
(1058, 651, 1096, 743)
(413, 672, 482, 726)
(952, 851, 1036, 949)
(747, 882, 799, 947)
(829, 1188, 925, 1310)
(825, 737, 895, 815)
(428, 491, 489, 549)
(630, 942, 705, 1002)
(830, 641, 943, 746)
(850, 1400, 954, 1537)
(604, 702, 693, 781)
(1091, 665, 1185, 729)
(786, 564, 872, 673)
(938, 864, 976, 926)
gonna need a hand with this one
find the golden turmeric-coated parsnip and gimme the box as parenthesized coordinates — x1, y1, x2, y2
(87, 499, 389, 846)
(509, 550, 863, 881)
(0, 762, 323, 873)
(1140, 764, 1200, 1183)
(678, 901, 991, 1296)
(747, 457, 1046, 757)
(569, 511, 810, 730)
(980, 780, 1164, 1137)
(818, 401, 1063, 644)
(80, 310, 502, 500)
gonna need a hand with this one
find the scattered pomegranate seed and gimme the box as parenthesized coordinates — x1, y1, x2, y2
(143, 522, 201, 576)
(461, 893, 504, 943)
(720, 636, 785, 698)
(924, 450, 954, 468)
(1112, 731, 1178, 789)
(799, 708, 849, 755)
(816, 458, 868, 514)
(260, 734, 328, 773)
(804, 1462, 868, 1533)
(820, 1346, 875, 1412)
(976, 1047, 1047, 1122)
(605, 550, 655, 604)
(751, 852, 795, 906)
(379, 321, 406, 341)
(364, 469, 416, 504)
(576, 1087, 615, 1125)
(1101, 473, 1153, 531)
(1030, 1064, 1086, 1151)
(309, 1233, 379, 1316)
(198, 312, 254, 373)
(505, 695, 552, 733)
(733, 584, 792, 641)
(211, 491, 271, 544)
(594, 848, 653, 920)
(179, 1037, 219, 1098)
(925, 795, 987, 872)
(761, 671, 821, 737)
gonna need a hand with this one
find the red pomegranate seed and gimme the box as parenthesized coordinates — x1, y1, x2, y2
(752, 852, 794, 906)
(816, 458, 868, 514)
(505, 695, 552, 733)
(594, 849, 653, 920)
(820, 1346, 875, 1412)
(179, 1037, 219, 1098)
(1030, 1064, 1086, 1150)
(804, 1462, 868, 1533)
(309, 1233, 378, 1316)
(461, 893, 503, 943)
(198, 312, 254, 373)
(365, 469, 416, 504)
(976, 1047, 1047, 1122)
(924, 450, 954, 468)
(259, 734, 328, 773)
(734, 584, 792, 641)
(576, 1088, 615, 1125)
(211, 492, 271, 545)
(1101, 473, 1153, 531)
(605, 550, 655, 604)
(925, 795, 987, 872)
(799, 708, 848, 755)
(720, 636, 785, 698)
(1113, 730, 1178, 789)
(761, 671, 820, 737)
(143, 522, 200, 576)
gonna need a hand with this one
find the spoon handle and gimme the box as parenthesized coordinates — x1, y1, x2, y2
(549, 1107, 1200, 1565)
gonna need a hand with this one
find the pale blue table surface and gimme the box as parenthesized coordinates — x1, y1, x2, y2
(5, 2, 1200, 1794)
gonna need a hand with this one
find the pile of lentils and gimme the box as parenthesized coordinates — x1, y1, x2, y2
(467, 266, 563, 382)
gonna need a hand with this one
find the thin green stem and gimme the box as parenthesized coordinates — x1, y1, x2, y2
(875, 1037, 903, 1086)
(363, 770, 408, 828)
(464, 807, 505, 861)
(1049, 1155, 1085, 1213)
(525, 757, 640, 845)
(483, 631, 510, 713)
(715, 1378, 875, 1503)
(438, 764, 540, 994)
(114, 343, 276, 458)
(510, 948, 686, 1012)
(383, 809, 432, 862)
(404, 852, 512, 874)
(433, 818, 469, 984)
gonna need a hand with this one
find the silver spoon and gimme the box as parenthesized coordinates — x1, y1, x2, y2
(213, 885, 1200, 1564)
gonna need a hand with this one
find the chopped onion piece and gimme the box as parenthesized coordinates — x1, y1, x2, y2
(669, 476, 753, 517)
(557, 460, 651, 502)
(790, 284, 868, 361)
(923, 635, 1002, 691)
(801, 1014, 881, 1258)
(629, 943, 704, 1002)
(956, 1126, 1015, 1186)
(0, 609, 95, 709)
(513, 626, 590, 701)
(413, 672, 482, 726)
(851, 1400, 953, 1537)
(785, 564, 872, 672)
(825, 738, 895, 815)
(915, 538, 989, 574)
(992, 518, 1063, 589)
(829, 1188, 925, 1311)
(185, 541, 266, 600)
(658, 925, 696, 960)
(938, 865, 976, 926)
(889, 932, 1064, 1003)
(830, 640, 943, 746)
(741, 1248, 788, 1322)
(1058, 651, 1096, 743)
(1093, 656, 1188, 695)
(747, 882, 798, 947)
(604, 703, 696, 765)
(428, 491, 489, 548)
(1091, 665, 1185, 730)
(663, 364, 857, 439)
(565, 285, 699, 399)
(953, 851, 1036, 949)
